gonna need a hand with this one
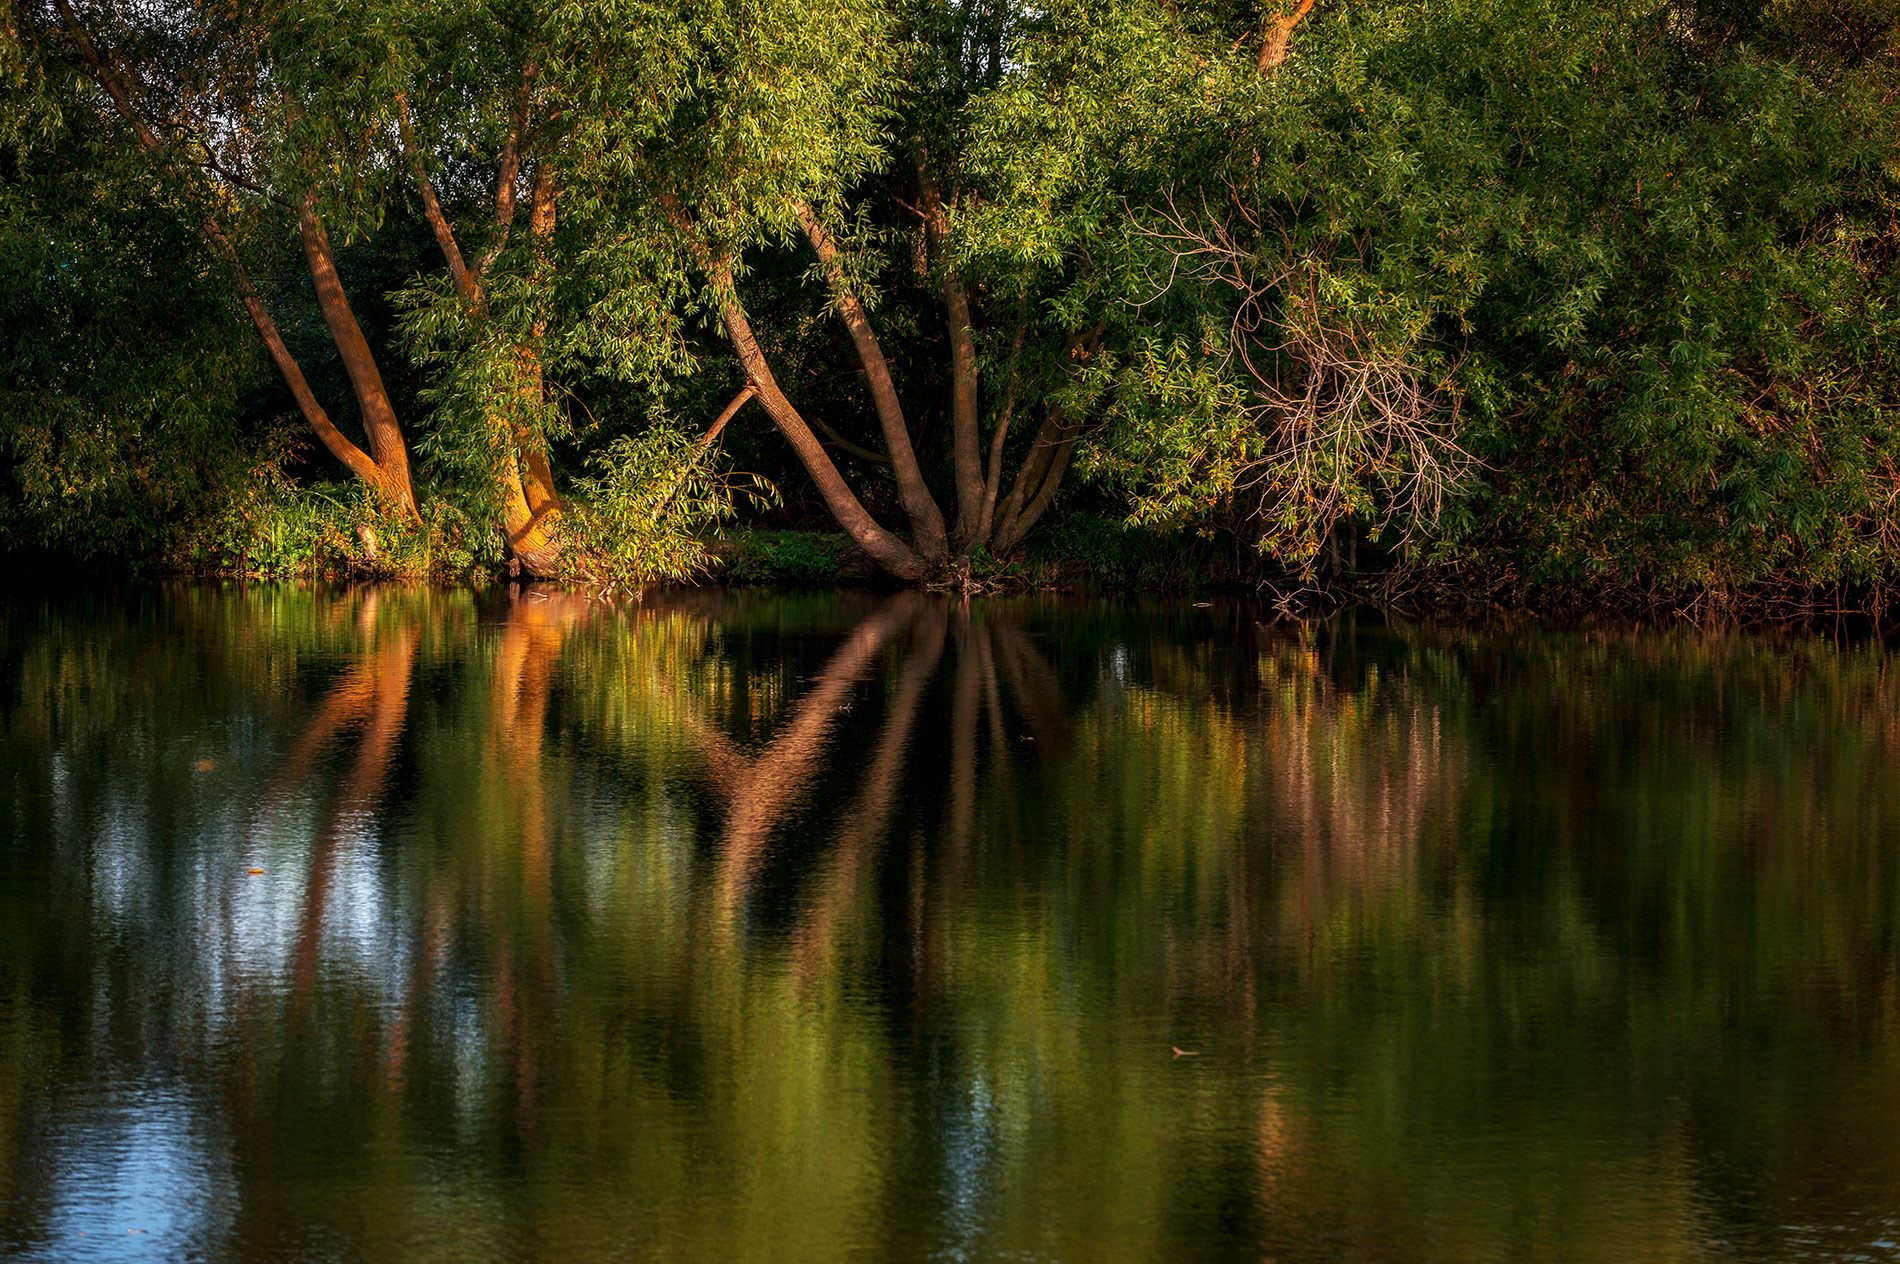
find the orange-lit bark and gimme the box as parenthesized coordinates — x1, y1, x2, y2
(52, 0, 412, 511)
(795, 201, 948, 562)
(289, 627, 418, 1003)
(298, 193, 419, 519)
(1258, 0, 1319, 72)
(405, 83, 563, 576)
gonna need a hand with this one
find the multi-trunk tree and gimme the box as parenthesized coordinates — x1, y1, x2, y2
(15, 0, 690, 575)
(15, 0, 1343, 583)
(609, 0, 1340, 583)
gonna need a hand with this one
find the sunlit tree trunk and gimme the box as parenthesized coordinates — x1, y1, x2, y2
(662, 194, 931, 579)
(49, 0, 419, 517)
(403, 81, 564, 577)
(297, 193, 419, 518)
(497, 165, 563, 576)
(1258, 0, 1320, 72)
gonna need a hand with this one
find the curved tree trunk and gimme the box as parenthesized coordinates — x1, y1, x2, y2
(1259, 0, 1319, 72)
(663, 194, 930, 581)
(717, 286, 932, 580)
(794, 201, 948, 563)
(498, 162, 563, 577)
(297, 195, 420, 520)
(52, 0, 414, 514)
(516, 164, 565, 525)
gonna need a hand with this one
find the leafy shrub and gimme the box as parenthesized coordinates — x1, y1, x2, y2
(562, 423, 774, 592)
(170, 459, 472, 580)
(721, 531, 851, 583)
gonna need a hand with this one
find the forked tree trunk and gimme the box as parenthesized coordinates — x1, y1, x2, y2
(716, 281, 932, 580)
(297, 194, 419, 518)
(795, 202, 948, 563)
(53, 0, 418, 517)
(404, 82, 563, 578)
(664, 194, 931, 580)
(672, 180, 1109, 584)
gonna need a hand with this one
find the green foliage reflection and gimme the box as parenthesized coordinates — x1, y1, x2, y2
(0, 590, 1897, 1259)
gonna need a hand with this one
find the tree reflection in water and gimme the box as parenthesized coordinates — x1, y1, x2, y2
(1, 588, 1899, 1261)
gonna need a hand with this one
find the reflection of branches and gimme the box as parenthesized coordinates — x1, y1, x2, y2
(490, 589, 590, 902)
(487, 589, 592, 1138)
(792, 602, 948, 977)
(705, 595, 925, 908)
(788, 602, 1064, 980)
(990, 619, 1068, 760)
(289, 623, 419, 1002)
(1251, 626, 1467, 902)
(1144, 187, 1471, 558)
(249, 593, 387, 823)
(652, 596, 1066, 966)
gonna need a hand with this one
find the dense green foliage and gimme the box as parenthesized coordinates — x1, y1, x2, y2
(2, 0, 1898, 597)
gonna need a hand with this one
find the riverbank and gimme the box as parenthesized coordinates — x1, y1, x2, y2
(9, 547, 1887, 641)
(12, 492, 1898, 631)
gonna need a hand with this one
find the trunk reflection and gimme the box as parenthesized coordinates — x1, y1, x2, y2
(3, 589, 1898, 1262)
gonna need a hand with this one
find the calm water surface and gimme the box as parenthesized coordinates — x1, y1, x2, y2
(1, 585, 1898, 1262)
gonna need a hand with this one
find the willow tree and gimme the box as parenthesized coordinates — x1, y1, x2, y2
(547, 0, 1200, 581)
(584, 0, 1350, 584)
(12, 0, 704, 574)
(13, 0, 425, 520)
(376, 0, 699, 576)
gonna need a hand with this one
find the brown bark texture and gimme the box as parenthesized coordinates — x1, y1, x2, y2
(663, 194, 930, 580)
(917, 169, 986, 549)
(795, 201, 948, 563)
(1259, 0, 1318, 72)
(297, 194, 420, 519)
(495, 162, 562, 576)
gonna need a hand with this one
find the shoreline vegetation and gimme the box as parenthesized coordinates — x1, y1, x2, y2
(6, 0, 1900, 619)
(26, 489, 1899, 630)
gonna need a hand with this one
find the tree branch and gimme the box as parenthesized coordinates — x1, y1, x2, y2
(1258, 0, 1318, 73)
(661, 193, 928, 580)
(793, 199, 947, 560)
(397, 93, 478, 307)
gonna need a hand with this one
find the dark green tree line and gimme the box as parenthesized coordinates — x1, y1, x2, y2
(3, 0, 1898, 593)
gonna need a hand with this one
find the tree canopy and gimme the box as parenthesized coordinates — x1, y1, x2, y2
(4, 0, 1898, 595)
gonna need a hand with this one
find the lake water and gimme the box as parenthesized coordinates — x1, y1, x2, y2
(1, 585, 1897, 1262)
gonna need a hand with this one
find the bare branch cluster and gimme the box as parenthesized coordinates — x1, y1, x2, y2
(1146, 187, 1473, 566)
